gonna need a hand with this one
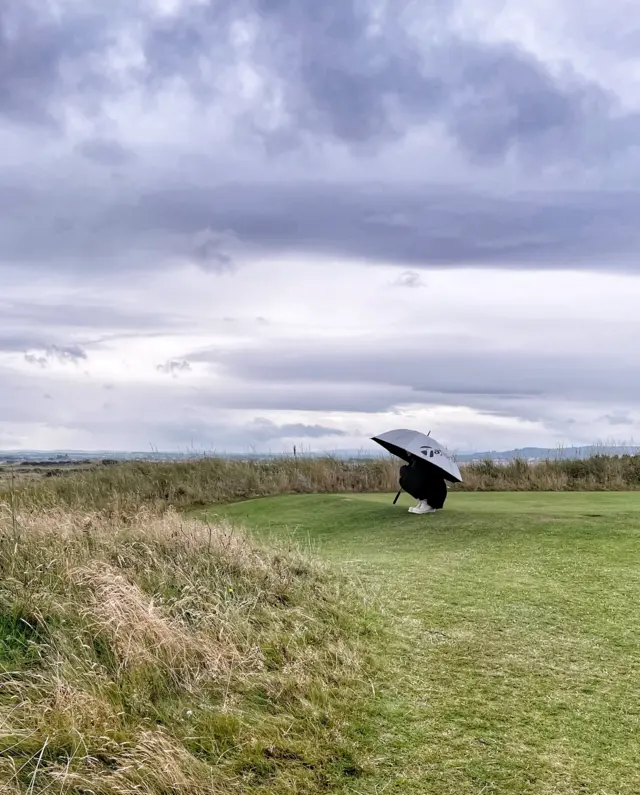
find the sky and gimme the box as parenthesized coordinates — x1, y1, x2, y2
(2, 0, 640, 455)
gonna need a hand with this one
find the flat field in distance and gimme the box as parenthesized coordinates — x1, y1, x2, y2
(204, 491, 640, 795)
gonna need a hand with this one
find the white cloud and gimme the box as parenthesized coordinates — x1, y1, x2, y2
(2, 257, 640, 451)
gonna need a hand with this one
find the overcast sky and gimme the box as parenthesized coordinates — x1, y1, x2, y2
(2, 0, 640, 455)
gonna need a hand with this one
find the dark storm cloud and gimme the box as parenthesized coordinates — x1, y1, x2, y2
(1, 1, 640, 273)
(129, 183, 640, 269)
(204, 340, 640, 407)
(0, 0, 635, 164)
(0, 0, 122, 127)
(8, 180, 640, 272)
(143, 0, 614, 162)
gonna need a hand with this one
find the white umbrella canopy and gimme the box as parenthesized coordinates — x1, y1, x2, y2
(371, 428, 463, 483)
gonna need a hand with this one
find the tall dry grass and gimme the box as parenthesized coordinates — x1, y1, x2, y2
(3, 452, 640, 521)
(0, 507, 383, 794)
(2, 456, 400, 516)
(459, 453, 640, 491)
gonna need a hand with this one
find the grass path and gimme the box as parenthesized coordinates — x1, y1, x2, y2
(202, 492, 640, 794)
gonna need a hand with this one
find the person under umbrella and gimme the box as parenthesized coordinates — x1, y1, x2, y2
(398, 454, 448, 514)
(371, 428, 462, 515)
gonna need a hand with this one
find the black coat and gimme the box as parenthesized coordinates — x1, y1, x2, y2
(399, 460, 448, 508)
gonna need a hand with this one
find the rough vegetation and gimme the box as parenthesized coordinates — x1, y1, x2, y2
(0, 457, 399, 515)
(460, 452, 640, 491)
(0, 506, 383, 794)
(4, 452, 640, 517)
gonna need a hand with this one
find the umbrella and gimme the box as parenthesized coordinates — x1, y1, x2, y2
(371, 428, 463, 483)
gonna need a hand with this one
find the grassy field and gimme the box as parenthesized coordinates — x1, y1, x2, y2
(203, 491, 640, 794)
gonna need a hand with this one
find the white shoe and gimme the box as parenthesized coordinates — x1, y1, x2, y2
(408, 501, 436, 514)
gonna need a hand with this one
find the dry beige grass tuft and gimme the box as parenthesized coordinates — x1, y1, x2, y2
(72, 563, 237, 682)
(0, 507, 380, 794)
(46, 729, 220, 795)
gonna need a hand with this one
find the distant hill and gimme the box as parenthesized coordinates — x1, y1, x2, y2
(2, 444, 640, 467)
(453, 445, 640, 463)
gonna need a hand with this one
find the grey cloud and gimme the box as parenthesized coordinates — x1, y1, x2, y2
(157, 360, 192, 376)
(601, 413, 635, 426)
(86, 419, 345, 452)
(12, 181, 636, 273)
(191, 228, 237, 272)
(439, 41, 610, 163)
(5, 0, 640, 454)
(1, 2, 640, 274)
(24, 353, 49, 368)
(76, 139, 134, 167)
(142, 0, 613, 163)
(0, 332, 50, 352)
(0, 0, 120, 127)
(0, 353, 630, 441)
(205, 337, 640, 408)
(2, 0, 631, 166)
(0, 362, 406, 422)
(2, 300, 186, 332)
(0, 366, 353, 447)
(49, 345, 87, 363)
(24, 344, 87, 368)
(393, 271, 424, 288)
(112, 420, 345, 451)
(0, 359, 636, 451)
(186, 382, 414, 414)
(244, 418, 347, 442)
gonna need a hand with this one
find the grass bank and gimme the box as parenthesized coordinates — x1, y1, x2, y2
(0, 507, 384, 794)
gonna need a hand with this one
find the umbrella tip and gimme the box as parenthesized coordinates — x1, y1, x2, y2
(427, 430, 431, 436)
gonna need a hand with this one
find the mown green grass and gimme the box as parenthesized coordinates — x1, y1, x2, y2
(202, 492, 640, 794)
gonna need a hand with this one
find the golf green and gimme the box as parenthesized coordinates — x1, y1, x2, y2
(201, 492, 640, 794)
